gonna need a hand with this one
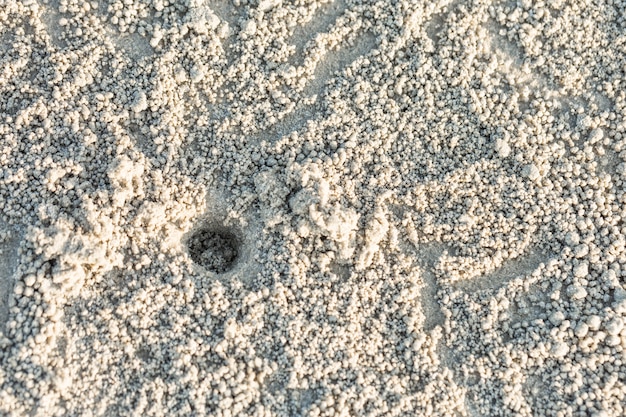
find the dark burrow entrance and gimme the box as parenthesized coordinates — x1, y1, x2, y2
(187, 227, 239, 273)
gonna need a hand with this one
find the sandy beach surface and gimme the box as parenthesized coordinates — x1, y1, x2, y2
(1, 0, 626, 415)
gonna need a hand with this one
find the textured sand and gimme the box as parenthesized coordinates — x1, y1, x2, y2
(2, 0, 626, 416)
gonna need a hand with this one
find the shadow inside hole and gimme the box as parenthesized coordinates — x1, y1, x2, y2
(135, 345, 151, 361)
(187, 227, 240, 274)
